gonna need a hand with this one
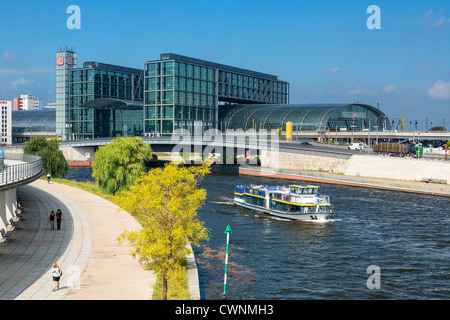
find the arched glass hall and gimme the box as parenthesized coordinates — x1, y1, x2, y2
(218, 103, 391, 132)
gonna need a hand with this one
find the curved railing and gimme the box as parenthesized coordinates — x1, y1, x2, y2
(0, 153, 43, 187)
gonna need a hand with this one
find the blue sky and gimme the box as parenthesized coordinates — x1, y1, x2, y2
(0, 0, 449, 129)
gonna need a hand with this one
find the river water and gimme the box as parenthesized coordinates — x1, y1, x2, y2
(67, 166, 450, 300)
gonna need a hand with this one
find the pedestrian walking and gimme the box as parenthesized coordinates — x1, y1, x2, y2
(49, 211, 55, 230)
(47, 173, 51, 183)
(56, 209, 63, 230)
(51, 262, 62, 291)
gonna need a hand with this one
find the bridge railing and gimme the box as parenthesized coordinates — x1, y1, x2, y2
(276, 144, 352, 159)
(0, 153, 43, 186)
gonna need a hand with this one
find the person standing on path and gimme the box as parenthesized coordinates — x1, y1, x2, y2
(47, 173, 51, 183)
(49, 211, 55, 230)
(51, 262, 62, 291)
(56, 209, 63, 230)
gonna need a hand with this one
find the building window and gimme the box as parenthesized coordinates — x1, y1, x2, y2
(162, 62, 174, 75)
(162, 120, 173, 133)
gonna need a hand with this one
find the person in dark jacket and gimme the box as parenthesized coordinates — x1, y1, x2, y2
(56, 209, 63, 230)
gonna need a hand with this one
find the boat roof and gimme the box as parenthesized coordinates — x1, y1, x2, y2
(236, 184, 319, 189)
(289, 185, 319, 188)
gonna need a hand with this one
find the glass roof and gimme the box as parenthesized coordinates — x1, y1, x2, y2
(12, 110, 56, 133)
(218, 103, 390, 131)
(80, 98, 144, 110)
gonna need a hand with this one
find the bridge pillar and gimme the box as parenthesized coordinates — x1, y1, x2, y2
(0, 190, 6, 231)
(60, 146, 95, 162)
(5, 189, 17, 222)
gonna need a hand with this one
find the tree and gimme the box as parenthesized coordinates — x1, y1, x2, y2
(116, 162, 211, 300)
(92, 137, 153, 195)
(23, 136, 69, 178)
(276, 128, 283, 139)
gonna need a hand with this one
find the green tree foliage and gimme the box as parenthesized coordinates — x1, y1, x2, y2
(429, 126, 444, 132)
(92, 137, 153, 195)
(276, 128, 283, 139)
(116, 162, 211, 300)
(23, 136, 69, 178)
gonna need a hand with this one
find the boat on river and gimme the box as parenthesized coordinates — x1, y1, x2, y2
(233, 184, 333, 221)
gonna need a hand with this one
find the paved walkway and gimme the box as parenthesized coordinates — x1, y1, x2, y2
(0, 179, 156, 300)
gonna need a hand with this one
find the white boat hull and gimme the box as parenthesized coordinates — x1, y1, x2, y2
(233, 199, 332, 222)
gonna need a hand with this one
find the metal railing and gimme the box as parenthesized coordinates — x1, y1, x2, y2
(58, 135, 448, 162)
(277, 145, 352, 159)
(0, 153, 42, 186)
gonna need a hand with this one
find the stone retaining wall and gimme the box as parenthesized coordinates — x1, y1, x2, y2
(260, 150, 450, 184)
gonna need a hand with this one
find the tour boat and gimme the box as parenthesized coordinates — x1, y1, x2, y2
(233, 184, 333, 221)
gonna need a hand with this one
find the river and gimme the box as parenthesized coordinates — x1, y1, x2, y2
(67, 166, 450, 300)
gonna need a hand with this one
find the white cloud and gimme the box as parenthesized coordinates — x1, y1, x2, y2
(2, 51, 16, 63)
(428, 80, 450, 99)
(347, 85, 378, 97)
(9, 78, 34, 86)
(1, 78, 39, 96)
(415, 10, 450, 27)
(416, 61, 436, 70)
(0, 66, 54, 76)
(383, 84, 396, 93)
(329, 67, 340, 74)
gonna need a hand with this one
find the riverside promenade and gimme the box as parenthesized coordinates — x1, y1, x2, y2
(0, 179, 156, 300)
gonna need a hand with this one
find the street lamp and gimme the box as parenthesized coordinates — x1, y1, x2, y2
(373, 125, 379, 146)
(351, 123, 356, 144)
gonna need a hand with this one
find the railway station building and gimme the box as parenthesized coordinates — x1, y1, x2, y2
(56, 49, 289, 140)
(54, 49, 389, 140)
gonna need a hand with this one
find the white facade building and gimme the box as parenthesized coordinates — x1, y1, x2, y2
(43, 102, 56, 110)
(19, 94, 39, 110)
(0, 100, 12, 145)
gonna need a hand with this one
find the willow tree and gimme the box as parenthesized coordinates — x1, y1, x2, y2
(23, 136, 69, 178)
(92, 137, 152, 195)
(116, 162, 210, 300)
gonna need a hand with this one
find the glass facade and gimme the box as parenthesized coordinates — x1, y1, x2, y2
(68, 62, 144, 139)
(219, 103, 391, 132)
(56, 50, 77, 140)
(58, 51, 290, 139)
(92, 107, 143, 138)
(144, 53, 289, 135)
(144, 59, 217, 134)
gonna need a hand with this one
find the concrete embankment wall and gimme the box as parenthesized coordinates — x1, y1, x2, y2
(60, 146, 95, 162)
(339, 155, 450, 183)
(260, 150, 450, 184)
(261, 150, 347, 172)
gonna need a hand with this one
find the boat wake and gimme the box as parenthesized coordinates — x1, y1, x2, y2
(207, 200, 233, 205)
(319, 218, 342, 223)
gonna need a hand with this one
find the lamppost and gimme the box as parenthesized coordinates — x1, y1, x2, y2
(373, 125, 379, 146)
(351, 124, 356, 144)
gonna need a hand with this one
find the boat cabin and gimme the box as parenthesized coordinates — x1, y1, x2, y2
(289, 185, 319, 195)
